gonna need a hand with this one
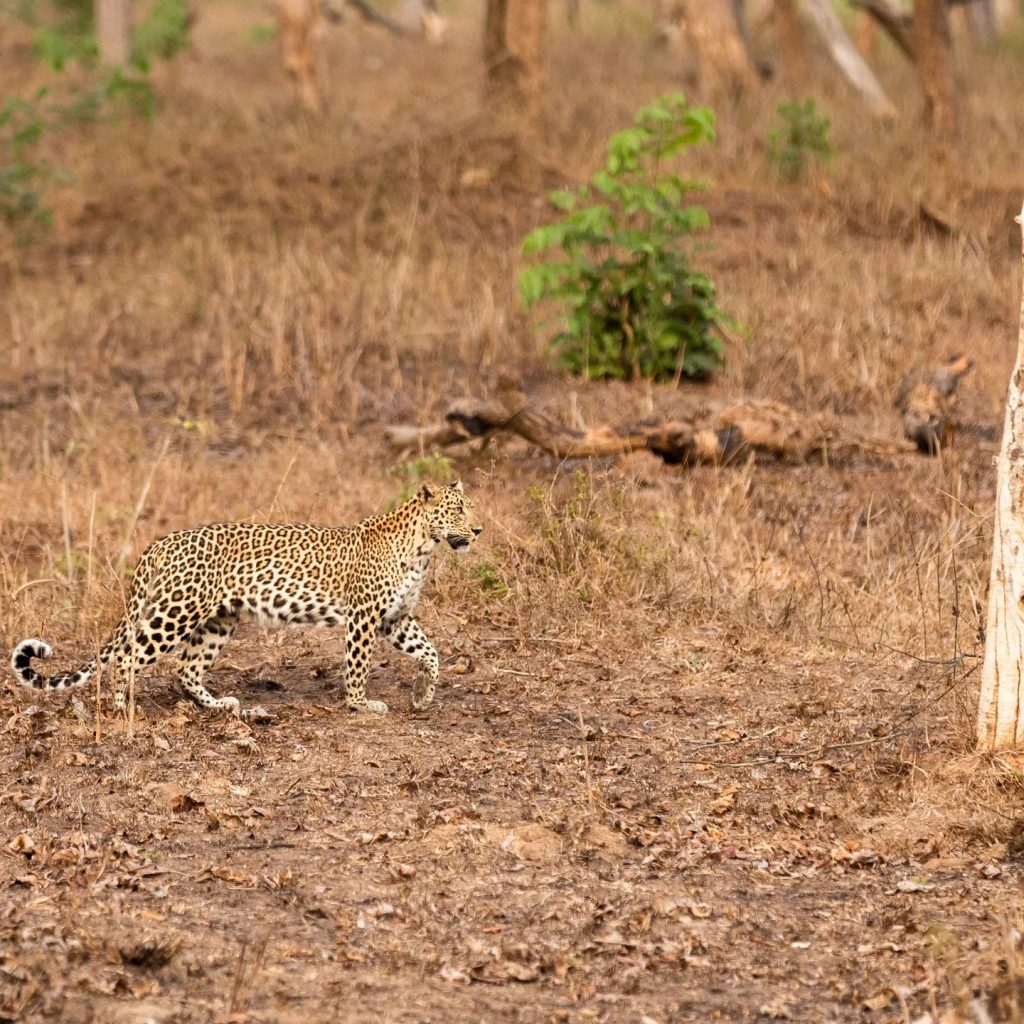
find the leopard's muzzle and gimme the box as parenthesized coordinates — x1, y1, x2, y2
(447, 525, 482, 551)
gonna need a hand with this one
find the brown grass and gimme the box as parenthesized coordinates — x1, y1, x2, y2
(2, 4, 1024, 1022)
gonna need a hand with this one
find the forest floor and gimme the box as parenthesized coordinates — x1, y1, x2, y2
(3, 3, 1024, 1022)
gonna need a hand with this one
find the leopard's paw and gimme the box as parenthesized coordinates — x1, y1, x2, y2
(222, 696, 242, 717)
(348, 698, 389, 714)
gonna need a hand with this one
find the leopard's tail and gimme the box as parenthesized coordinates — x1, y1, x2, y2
(11, 637, 112, 692)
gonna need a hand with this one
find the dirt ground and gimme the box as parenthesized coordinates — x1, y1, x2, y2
(4, 3, 1024, 1022)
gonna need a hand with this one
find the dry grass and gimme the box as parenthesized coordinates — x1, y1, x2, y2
(3, 3, 1024, 1021)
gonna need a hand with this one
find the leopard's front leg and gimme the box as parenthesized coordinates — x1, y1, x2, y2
(345, 611, 388, 714)
(381, 615, 439, 711)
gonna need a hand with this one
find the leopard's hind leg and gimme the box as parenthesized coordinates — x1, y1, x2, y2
(176, 614, 240, 714)
(110, 599, 208, 712)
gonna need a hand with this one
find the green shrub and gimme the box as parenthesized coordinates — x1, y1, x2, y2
(767, 99, 832, 182)
(0, 0, 192, 231)
(519, 93, 727, 383)
(131, 0, 192, 67)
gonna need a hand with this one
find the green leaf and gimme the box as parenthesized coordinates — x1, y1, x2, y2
(548, 188, 578, 211)
(522, 224, 568, 255)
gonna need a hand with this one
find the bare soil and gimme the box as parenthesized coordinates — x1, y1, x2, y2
(3, 4, 1024, 1022)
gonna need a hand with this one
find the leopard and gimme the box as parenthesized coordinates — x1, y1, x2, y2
(11, 481, 482, 719)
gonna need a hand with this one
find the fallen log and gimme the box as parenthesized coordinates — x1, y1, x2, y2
(385, 378, 918, 466)
(895, 353, 972, 453)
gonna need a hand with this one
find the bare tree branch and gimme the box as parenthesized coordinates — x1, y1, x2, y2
(802, 0, 897, 118)
(847, 0, 915, 59)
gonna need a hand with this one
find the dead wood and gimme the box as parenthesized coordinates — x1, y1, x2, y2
(385, 377, 917, 466)
(895, 353, 973, 453)
(847, 0, 915, 60)
(802, 0, 897, 119)
(333, 0, 413, 35)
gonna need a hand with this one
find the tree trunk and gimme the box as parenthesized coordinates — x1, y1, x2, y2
(276, 0, 322, 111)
(483, 0, 549, 121)
(855, 9, 879, 59)
(914, 0, 958, 152)
(961, 0, 997, 42)
(848, 0, 915, 60)
(802, 0, 896, 118)
(676, 0, 757, 97)
(995, 0, 1021, 30)
(773, 0, 810, 87)
(977, 200, 1024, 751)
(96, 0, 132, 65)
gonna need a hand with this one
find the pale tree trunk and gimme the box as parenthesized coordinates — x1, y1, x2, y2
(914, 0, 958, 152)
(483, 0, 549, 121)
(977, 200, 1024, 751)
(995, 0, 1021, 30)
(676, 0, 757, 97)
(803, 0, 895, 118)
(773, 0, 810, 87)
(400, 0, 447, 42)
(276, 0, 323, 111)
(960, 0, 997, 42)
(849, 0, 915, 60)
(96, 0, 132, 65)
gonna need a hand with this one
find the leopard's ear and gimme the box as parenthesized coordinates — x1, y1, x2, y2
(418, 483, 436, 503)
(449, 479, 463, 492)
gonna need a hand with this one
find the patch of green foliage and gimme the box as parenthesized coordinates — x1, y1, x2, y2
(767, 99, 832, 182)
(249, 22, 278, 44)
(132, 0, 191, 66)
(0, 0, 192, 231)
(387, 452, 457, 507)
(0, 94, 51, 228)
(471, 562, 509, 597)
(30, 0, 96, 68)
(519, 93, 728, 383)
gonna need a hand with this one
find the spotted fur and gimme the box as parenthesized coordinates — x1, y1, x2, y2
(11, 482, 482, 717)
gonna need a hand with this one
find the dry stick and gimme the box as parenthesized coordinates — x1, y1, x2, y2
(899, 501, 931, 659)
(871, 642, 978, 667)
(93, 637, 103, 746)
(229, 941, 249, 1014)
(577, 707, 596, 815)
(229, 933, 270, 1015)
(116, 434, 172, 576)
(268, 450, 299, 520)
(339, 0, 413, 36)
(679, 666, 978, 769)
(60, 480, 74, 591)
(85, 490, 96, 617)
(10, 578, 59, 600)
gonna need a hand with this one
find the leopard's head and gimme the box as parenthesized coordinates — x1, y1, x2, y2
(418, 481, 482, 551)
